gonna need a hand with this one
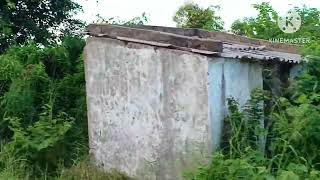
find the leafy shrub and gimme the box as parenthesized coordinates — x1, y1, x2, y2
(5, 104, 73, 175)
(0, 36, 88, 178)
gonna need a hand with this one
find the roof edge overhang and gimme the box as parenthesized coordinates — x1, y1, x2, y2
(128, 25, 301, 54)
(86, 24, 302, 64)
(86, 24, 223, 54)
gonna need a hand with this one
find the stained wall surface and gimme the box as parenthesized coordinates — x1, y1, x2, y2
(85, 37, 263, 179)
(208, 58, 263, 150)
(85, 37, 212, 180)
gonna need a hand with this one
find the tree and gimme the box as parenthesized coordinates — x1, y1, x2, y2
(231, 2, 320, 41)
(231, 2, 280, 39)
(0, 0, 83, 53)
(173, 3, 224, 31)
(95, 12, 149, 26)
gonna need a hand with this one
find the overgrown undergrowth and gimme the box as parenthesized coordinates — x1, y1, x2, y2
(0, 36, 131, 179)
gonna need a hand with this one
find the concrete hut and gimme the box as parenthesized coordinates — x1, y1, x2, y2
(84, 24, 301, 180)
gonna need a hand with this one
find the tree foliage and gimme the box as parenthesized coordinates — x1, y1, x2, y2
(173, 3, 224, 31)
(95, 12, 149, 26)
(0, 0, 83, 53)
(231, 2, 320, 41)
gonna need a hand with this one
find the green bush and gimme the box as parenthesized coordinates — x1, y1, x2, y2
(0, 36, 88, 178)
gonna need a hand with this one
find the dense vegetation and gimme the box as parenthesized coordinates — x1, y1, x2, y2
(230, 2, 320, 41)
(0, 0, 83, 53)
(0, 0, 131, 179)
(0, 1, 319, 179)
(0, 37, 96, 179)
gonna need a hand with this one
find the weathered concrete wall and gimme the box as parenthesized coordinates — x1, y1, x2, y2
(84, 36, 264, 179)
(208, 58, 263, 150)
(84, 37, 211, 180)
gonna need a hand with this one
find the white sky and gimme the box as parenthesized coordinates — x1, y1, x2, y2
(73, 0, 320, 30)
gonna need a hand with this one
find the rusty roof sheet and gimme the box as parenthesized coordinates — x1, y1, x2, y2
(222, 43, 301, 64)
(86, 24, 302, 64)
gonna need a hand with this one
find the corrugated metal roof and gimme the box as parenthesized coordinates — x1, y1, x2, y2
(221, 43, 301, 63)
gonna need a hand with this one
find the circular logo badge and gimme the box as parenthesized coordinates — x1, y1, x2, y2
(278, 10, 301, 34)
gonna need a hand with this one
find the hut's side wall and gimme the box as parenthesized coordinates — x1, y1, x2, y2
(208, 58, 263, 150)
(84, 37, 211, 180)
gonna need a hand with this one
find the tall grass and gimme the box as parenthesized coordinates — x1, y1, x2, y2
(0, 145, 130, 180)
